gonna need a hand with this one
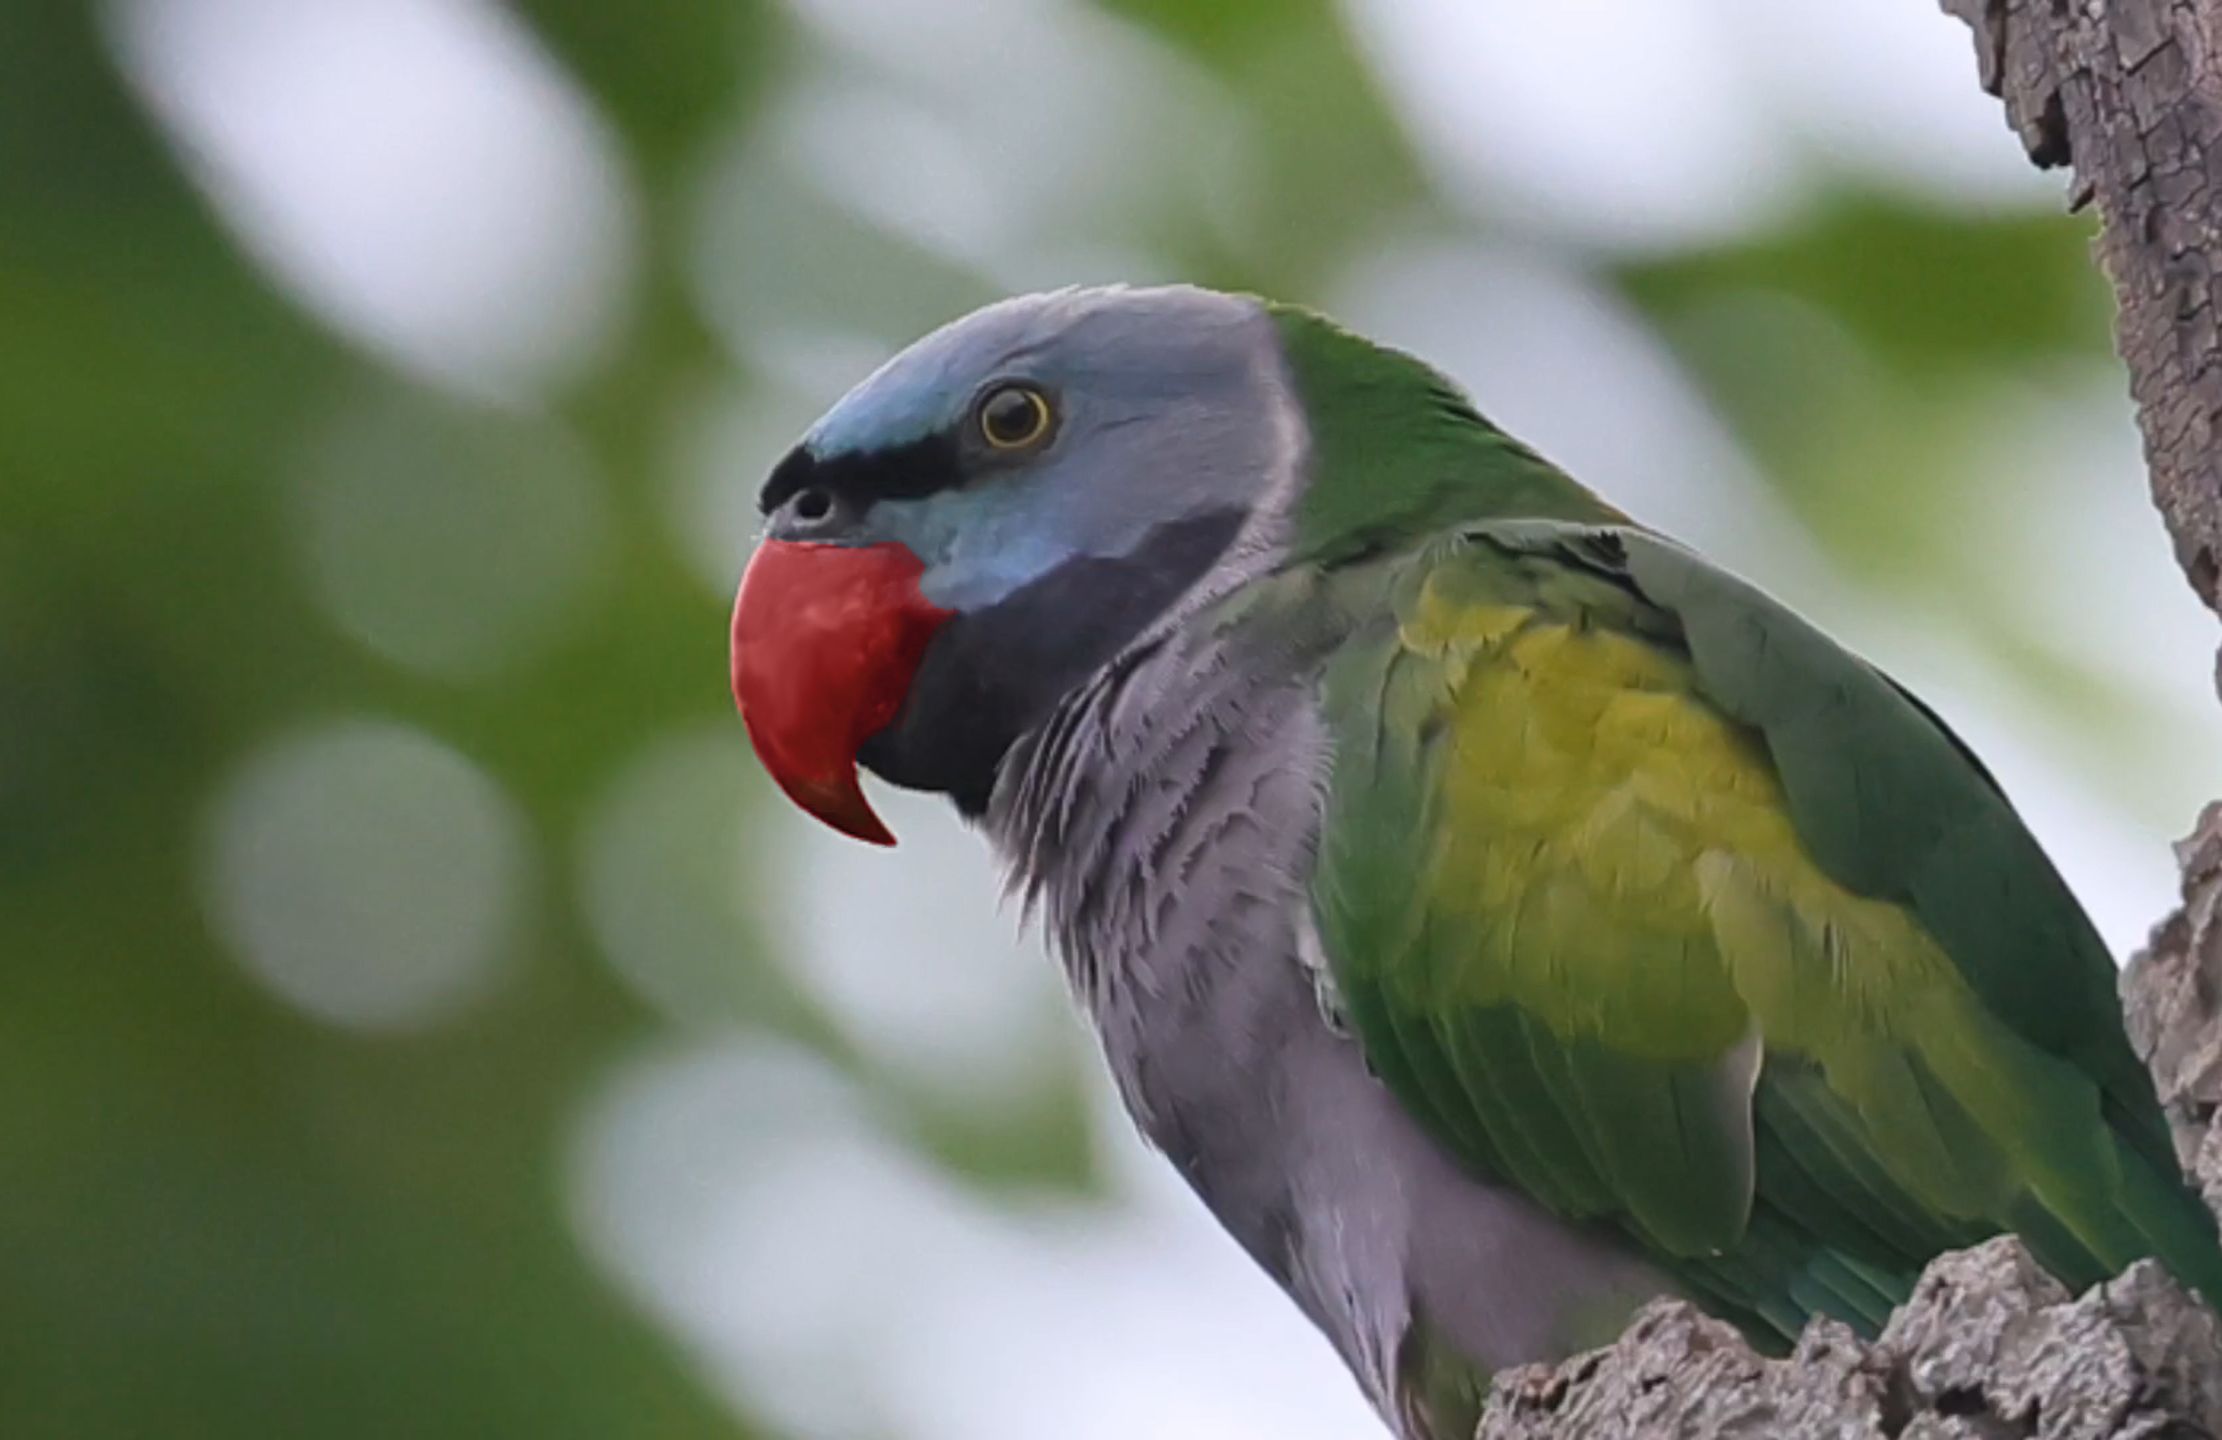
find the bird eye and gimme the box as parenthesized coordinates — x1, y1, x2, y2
(976, 384, 1055, 452)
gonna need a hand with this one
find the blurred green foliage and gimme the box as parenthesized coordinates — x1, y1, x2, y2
(0, 2, 2166, 1438)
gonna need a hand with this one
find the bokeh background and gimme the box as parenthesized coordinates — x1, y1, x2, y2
(7, 1, 2220, 1436)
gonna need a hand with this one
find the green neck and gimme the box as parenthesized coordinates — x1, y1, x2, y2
(1266, 304, 1621, 563)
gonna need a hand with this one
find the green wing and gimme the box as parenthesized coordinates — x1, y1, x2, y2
(1312, 520, 2222, 1347)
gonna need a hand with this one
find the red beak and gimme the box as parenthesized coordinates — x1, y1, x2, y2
(730, 540, 954, 845)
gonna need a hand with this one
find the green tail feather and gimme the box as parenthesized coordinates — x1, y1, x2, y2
(2041, 1132, 2222, 1304)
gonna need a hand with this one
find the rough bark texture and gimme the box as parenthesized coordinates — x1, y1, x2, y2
(2128, 804, 2222, 1221)
(1464, 6, 2222, 1432)
(1480, 1245, 2222, 1440)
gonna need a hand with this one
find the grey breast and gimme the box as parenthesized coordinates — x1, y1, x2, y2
(984, 616, 1679, 1432)
(985, 619, 1419, 1407)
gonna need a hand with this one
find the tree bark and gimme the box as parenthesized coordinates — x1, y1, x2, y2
(1480, 1239, 2222, 1438)
(1469, 4, 2222, 1434)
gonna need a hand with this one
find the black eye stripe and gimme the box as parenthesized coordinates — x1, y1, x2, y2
(757, 432, 965, 516)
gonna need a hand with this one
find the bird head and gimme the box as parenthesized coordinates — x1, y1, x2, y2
(731, 285, 1292, 844)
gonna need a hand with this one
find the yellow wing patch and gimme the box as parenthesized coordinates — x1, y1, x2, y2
(1397, 578, 2116, 1231)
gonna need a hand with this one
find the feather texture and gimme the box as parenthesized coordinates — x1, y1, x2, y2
(1311, 521, 2222, 1346)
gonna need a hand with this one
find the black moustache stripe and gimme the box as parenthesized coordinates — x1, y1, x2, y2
(859, 506, 1248, 816)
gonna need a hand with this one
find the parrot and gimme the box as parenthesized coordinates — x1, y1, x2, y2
(727, 285, 2222, 1438)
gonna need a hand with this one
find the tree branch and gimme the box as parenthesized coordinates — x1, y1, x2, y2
(1481, 1239, 2222, 1438)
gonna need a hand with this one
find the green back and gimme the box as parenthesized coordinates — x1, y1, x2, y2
(1266, 303, 1622, 560)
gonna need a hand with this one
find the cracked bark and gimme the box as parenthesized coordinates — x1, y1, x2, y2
(1468, 4, 2222, 1434)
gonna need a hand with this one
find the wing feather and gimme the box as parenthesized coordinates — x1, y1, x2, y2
(1312, 521, 2222, 1336)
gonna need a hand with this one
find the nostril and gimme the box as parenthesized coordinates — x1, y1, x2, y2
(792, 487, 834, 524)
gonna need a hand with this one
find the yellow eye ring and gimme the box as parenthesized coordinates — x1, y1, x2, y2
(976, 384, 1055, 452)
